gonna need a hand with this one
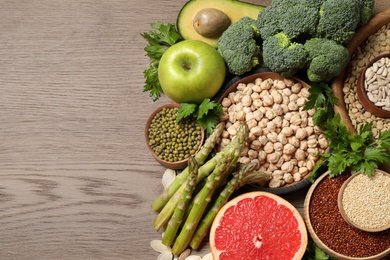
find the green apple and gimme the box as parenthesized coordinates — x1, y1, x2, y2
(158, 40, 226, 104)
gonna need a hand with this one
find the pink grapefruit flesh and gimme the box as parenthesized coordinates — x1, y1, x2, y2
(210, 191, 307, 260)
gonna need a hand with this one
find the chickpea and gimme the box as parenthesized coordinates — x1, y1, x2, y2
(252, 99, 263, 109)
(221, 97, 231, 107)
(260, 79, 273, 90)
(258, 135, 268, 146)
(267, 152, 279, 164)
(272, 170, 284, 180)
(242, 94, 252, 107)
(266, 109, 276, 120)
(264, 142, 274, 154)
(247, 118, 257, 130)
(283, 173, 294, 184)
(258, 150, 267, 162)
(253, 110, 263, 121)
(227, 125, 237, 136)
(236, 110, 246, 121)
(267, 132, 278, 143)
(283, 143, 296, 155)
(248, 149, 258, 160)
(255, 78, 263, 86)
(296, 128, 308, 140)
(291, 83, 302, 93)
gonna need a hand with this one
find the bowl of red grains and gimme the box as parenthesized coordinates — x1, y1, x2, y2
(338, 169, 390, 233)
(304, 171, 390, 260)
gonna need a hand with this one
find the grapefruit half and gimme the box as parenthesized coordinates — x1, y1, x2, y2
(210, 191, 307, 260)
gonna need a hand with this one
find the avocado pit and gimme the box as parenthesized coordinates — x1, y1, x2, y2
(193, 8, 230, 38)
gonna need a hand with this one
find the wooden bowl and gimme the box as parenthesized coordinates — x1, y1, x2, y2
(357, 53, 390, 118)
(144, 103, 204, 170)
(331, 8, 390, 173)
(304, 171, 390, 260)
(332, 8, 390, 134)
(216, 71, 328, 194)
(337, 170, 390, 233)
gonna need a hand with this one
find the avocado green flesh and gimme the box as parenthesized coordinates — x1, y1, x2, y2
(177, 0, 265, 47)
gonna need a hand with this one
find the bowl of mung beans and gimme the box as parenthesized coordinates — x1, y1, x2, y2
(145, 103, 204, 170)
(304, 170, 390, 260)
(337, 169, 390, 233)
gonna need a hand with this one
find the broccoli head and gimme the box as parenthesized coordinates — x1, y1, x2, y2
(304, 38, 350, 82)
(360, 0, 375, 27)
(257, 0, 322, 41)
(217, 17, 261, 75)
(316, 0, 363, 45)
(262, 32, 309, 76)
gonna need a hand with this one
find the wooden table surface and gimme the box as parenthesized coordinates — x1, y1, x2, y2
(0, 1, 389, 259)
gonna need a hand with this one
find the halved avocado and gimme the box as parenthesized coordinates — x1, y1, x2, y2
(177, 0, 266, 47)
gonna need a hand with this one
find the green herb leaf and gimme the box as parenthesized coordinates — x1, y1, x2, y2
(141, 22, 182, 101)
(176, 99, 223, 134)
(177, 103, 197, 122)
(198, 99, 223, 120)
(143, 60, 162, 101)
(377, 129, 390, 149)
(357, 160, 378, 176)
(198, 113, 221, 134)
(364, 147, 390, 164)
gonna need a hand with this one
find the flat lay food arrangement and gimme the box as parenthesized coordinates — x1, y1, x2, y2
(142, 0, 390, 259)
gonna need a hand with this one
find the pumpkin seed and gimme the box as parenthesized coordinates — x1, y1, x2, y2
(157, 251, 174, 260)
(162, 168, 176, 189)
(201, 253, 213, 260)
(151, 240, 171, 253)
(184, 256, 202, 260)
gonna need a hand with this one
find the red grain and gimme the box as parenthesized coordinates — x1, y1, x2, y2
(309, 173, 390, 257)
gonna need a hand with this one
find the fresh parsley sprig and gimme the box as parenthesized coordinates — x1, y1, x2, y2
(303, 82, 338, 128)
(141, 22, 182, 101)
(321, 116, 390, 178)
(304, 82, 390, 181)
(177, 99, 223, 135)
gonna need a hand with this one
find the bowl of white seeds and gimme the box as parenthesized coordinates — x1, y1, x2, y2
(216, 72, 329, 194)
(337, 169, 390, 233)
(357, 52, 390, 119)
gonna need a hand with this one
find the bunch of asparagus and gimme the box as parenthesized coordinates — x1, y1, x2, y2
(151, 122, 271, 255)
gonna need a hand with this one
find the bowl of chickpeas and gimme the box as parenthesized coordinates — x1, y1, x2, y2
(216, 72, 329, 194)
(145, 103, 205, 170)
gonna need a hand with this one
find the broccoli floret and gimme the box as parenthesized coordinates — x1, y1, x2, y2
(304, 38, 350, 82)
(217, 17, 261, 75)
(256, 5, 283, 39)
(262, 32, 309, 76)
(316, 0, 363, 45)
(273, 0, 325, 8)
(257, 0, 321, 41)
(360, 0, 375, 27)
(279, 4, 319, 40)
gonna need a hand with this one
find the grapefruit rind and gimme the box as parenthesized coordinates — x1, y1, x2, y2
(210, 191, 308, 260)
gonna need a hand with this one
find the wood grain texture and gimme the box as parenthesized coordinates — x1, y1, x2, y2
(0, 0, 388, 259)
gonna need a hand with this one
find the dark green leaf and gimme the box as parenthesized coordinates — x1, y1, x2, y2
(363, 147, 390, 163)
(198, 113, 220, 134)
(177, 103, 197, 122)
(355, 160, 378, 176)
(141, 22, 182, 101)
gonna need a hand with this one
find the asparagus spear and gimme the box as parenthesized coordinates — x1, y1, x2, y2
(162, 157, 198, 247)
(171, 123, 248, 255)
(189, 165, 271, 250)
(153, 123, 248, 231)
(151, 122, 225, 212)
